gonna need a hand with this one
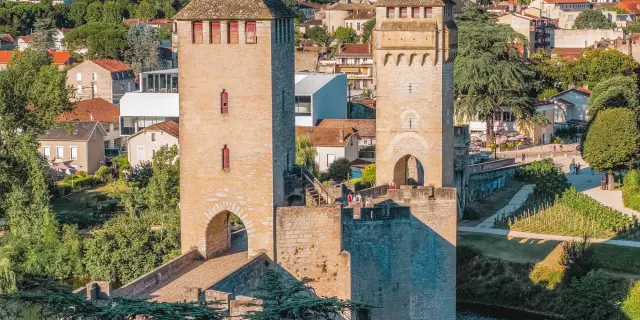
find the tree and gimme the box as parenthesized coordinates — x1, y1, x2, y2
(361, 17, 375, 43)
(127, 161, 153, 187)
(625, 20, 640, 34)
(295, 133, 319, 176)
(68, 0, 87, 26)
(559, 235, 595, 285)
(32, 17, 56, 51)
(124, 25, 161, 74)
(582, 108, 640, 189)
(573, 9, 614, 29)
(136, 0, 158, 22)
(454, 5, 537, 142)
(360, 164, 376, 187)
(85, 1, 103, 23)
(304, 26, 332, 48)
(145, 144, 180, 214)
(52, 4, 71, 28)
(333, 26, 358, 44)
(559, 270, 620, 320)
(569, 48, 639, 88)
(244, 269, 368, 320)
(156, 26, 172, 40)
(588, 75, 639, 117)
(162, 1, 176, 19)
(63, 22, 128, 59)
(328, 157, 351, 182)
(102, 1, 123, 24)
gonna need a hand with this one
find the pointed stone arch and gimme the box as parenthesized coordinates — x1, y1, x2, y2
(421, 53, 431, 66)
(409, 53, 418, 66)
(384, 53, 394, 66)
(396, 53, 406, 66)
(393, 155, 425, 186)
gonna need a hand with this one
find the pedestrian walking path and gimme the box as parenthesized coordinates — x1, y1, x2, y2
(458, 227, 640, 248)
(475, 184, 535, 228)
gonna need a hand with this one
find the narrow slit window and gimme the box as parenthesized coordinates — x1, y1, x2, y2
(222, 145, 230, 169)
(228, 22, 239, 44)
(246, 21, 257, 43)
(221, 89, 228, 113)
(211, 22, 221, 44)
(192, 21, 203, 43)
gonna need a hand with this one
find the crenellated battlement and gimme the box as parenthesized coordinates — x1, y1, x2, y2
(341, 204, 411, 222)
(386, 185, 457, 203)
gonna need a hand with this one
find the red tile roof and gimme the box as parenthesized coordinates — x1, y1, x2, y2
(576, 87, 592, 94)
(295, 126, 357, 147)
(57, 98, 120, 123)
(350, 158, 374, 168)
(316, 119, 376, 137)
(144, 120, 180, 138)
(0, 34, 14, 42)
(49, 51, 73, 64)
(544, 0, 589, 3)
(18, 36, 33, 43)
(0, 51, 14, 64)
(345, 9, 375, 20)
(339, 43, 371, 55)
(617, 0, 640, 14)
(552, 48, 583, 61)
(299, 1, 323, 8)
(91, 59, 132, 72)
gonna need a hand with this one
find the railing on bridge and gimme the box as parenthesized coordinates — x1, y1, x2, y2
(290, 165, 336, 205)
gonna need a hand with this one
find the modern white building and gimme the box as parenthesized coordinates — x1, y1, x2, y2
(295, 73, 348, 126)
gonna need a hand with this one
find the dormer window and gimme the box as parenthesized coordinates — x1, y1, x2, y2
(246, 21, 257, 43)
(193, 21, 203, 44)
(400, 7, 408, 18)
(387, 7, 395, 18)
(221, 89, 228, 113)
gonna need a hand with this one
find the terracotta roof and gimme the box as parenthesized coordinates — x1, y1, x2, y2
(0, 51, 14, 64)
(174, 0, 295, 20)
(295, 126, 357, 147)
(18, 36, 33, 43)
(150, 18, 171, 24)
(300, 19, 323, 26)
(91, 59, 132, 72)
(316, 119, 376, 137)
(57, 98, 119, 123)
(617, 0, 640, 14)
(575, 87, 592, 94)
(552, 47, 583, 61)
(345, 9, 375, 20)
(375, 0, 452, 7)
(338, 43, 371, 55)
(0, 34, 14, 42)
(299, 2, 323, 9)
(124, 19, 144, 26)
(544, 0, 589, 3)
(143, 120, 180, 138)
(350, 158, 374, 168)
(58, 28, 73, 33)
(352, 98, 376, 109)
(593, 2, 617, 8)
(325, 3, 374, 10)
(49, 51, 73, 64)
(38, 121, 104, 141)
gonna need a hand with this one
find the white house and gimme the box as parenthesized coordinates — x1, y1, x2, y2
(533, 87, 590, 144)
(127, 120, 179, 166)
(295, 126, 359, 172)
(295, 73, 348, 126)
(529, 0, 591, 29)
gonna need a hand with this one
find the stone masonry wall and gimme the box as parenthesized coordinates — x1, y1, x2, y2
(275, 206, 351, 300)
(211, 253, 271, 296)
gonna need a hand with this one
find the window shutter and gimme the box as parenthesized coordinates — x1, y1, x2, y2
(211, 22, 221, 44)
(412, 7, 420, 18)
(193, 21, 203, 44)
(425, 7, 433, 18)
(221, 90, 228, 113)
(222, 145, 230, 169)
(228, 22, 239, 44)
(246, 21, 257, 43)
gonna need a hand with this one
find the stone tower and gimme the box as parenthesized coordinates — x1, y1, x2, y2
(374, 0, 458, 188)
(174, 0, 295, 258)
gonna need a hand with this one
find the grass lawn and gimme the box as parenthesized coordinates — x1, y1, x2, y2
(51, 183, 125, 229)
(460, 178, 525, 227)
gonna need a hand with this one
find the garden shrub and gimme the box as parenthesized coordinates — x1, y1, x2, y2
(530, 263, 564, 290)
(623, 170, 640, 211)
(592, 244, 640, 274)
(560, 236, 595, 285)
(622, 281, 640, 319)
(60, 174, 96, 191)
(515, 159, 569, 198)
(559, 270, 622, 320)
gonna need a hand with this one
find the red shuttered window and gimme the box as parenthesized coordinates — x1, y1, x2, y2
(412, 7, 420, 18)
(400, 7, 408, 18)
(246, 21, 257, 43)
(228, 22, 239, 44)
(210, 22, 221, 44)
(425, 7, 433, 18)
(222, 145, 230, 169)
(221, 89, 228, 113)
(192, 21, 203, 43)
(387, 7, 395, 18)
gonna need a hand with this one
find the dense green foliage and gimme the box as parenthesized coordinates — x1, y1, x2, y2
(63, 22, 128, 59)
(124, 25, 161, 74)
(515, 159, 569, 198)
(588, 75, 640, 117)
(622, 281, 640, 319)
(304, 26, 332, 48)
(583, 108, 640, 173)
(328, 157, 351, 182)
(361, 17, 375, 43)
(559, 270, 622, 320)
(623, 170, 640, 211)
(333, 26, 358, 43)
(559, 236, 595, 285)
(454, 5, 536, 140)
(625, 20, 640, 34)
(360, 164, 375, 187)
(573, 9, 615, 29)
(244, 269, 367, 320)
(295, 133, 319, 176)
(145, 144, 180, 214)
(127, 161, 153, 188)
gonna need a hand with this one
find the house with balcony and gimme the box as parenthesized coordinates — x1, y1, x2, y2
(295, 73, 348, 126)
(66, 59, 136, 105)
(331, 43, 374, 90)
(496, 10, 554, 57)
(465, 109, 519, 136)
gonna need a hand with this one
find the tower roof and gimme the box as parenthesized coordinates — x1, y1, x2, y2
(173, 0, 295, 20)
(374, 0, 454, 7)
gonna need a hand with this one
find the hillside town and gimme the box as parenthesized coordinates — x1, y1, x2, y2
(1, 0, 640, 318)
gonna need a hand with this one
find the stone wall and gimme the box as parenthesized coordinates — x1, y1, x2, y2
(467, 164, 521, 203)
(275, 206, 351, 300)
(114, 248, 202, 297)
(211, 253, 271, 296)
(469, 158, 515, 174)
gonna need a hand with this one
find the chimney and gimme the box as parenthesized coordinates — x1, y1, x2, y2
(339, 129, 345, 142)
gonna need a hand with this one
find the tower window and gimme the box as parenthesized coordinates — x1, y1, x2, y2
(192, 21, 203, 44)
(210, 22, 221, 44)
(412, 7, 420, 18)
(425, 7, 433, 18)
(228, 22, 239, 44)
(222, 145, 230, 169)
(221, 89, 228, 113)
(400, 7, 408, 18)
(387, 7, 395, 18)
(246, 21, 257, 43)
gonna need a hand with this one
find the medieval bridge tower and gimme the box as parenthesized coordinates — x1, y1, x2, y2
(174, 0, 295, 259)
(374, 0, 458, 188)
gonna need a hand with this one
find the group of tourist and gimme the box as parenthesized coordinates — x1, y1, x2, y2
(569, 158, 581, 175)
(347, 192, 373, 207)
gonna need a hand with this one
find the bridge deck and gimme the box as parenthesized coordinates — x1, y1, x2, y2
(136, 231, 249, 302)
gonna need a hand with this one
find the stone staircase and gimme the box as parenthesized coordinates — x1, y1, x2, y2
(305, 183, 328, 206)
(293, 165, 336, 206)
